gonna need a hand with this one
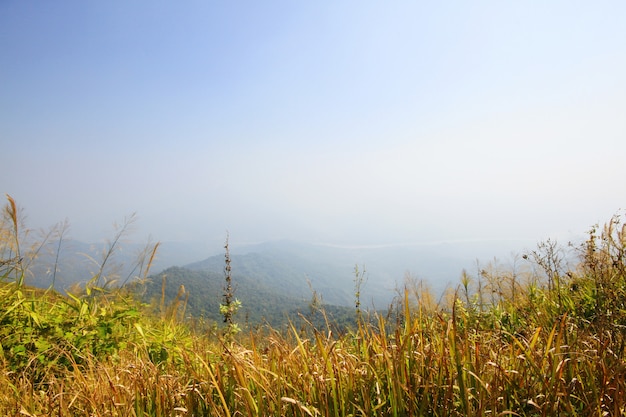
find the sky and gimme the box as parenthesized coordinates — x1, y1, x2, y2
(1, 1, 625, 251)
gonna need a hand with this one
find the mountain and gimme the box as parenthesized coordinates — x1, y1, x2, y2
(148, 239, 536, 319)
(186, 242, 359, 306)
(22, 239, 219, 292)
(187, 239, 535, 306)
(133, 265, 311, 327)
(23, 236, 536, 326)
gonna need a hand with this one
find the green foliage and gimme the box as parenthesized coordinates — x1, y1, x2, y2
(0, 196, 176, 380)
(0, 285, 144, 381)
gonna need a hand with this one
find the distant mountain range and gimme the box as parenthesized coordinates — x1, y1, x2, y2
(23, 237, 537, 324)
(23, 239, 213, 291)
(137, 239, 538, 324)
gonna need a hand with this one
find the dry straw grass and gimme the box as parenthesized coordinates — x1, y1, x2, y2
(1, 195, 626, 416)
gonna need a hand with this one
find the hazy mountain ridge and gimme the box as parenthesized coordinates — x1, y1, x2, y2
(186, 244, 359, 306)
(181, 239, 537, 310)
(23, 236, 538, 326)
(134, 265, 309, 327)
(23, 239, 219, 291)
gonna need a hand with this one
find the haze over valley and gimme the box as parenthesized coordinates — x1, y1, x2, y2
(2, 2, 624, 320)
(24, 230, 549, 325)
(2, 2, 624, 254)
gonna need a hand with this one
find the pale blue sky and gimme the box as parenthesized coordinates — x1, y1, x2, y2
(1, 1, 625, 248)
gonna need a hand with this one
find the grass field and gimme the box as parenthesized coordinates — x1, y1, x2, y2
(2, 195, 625, 416)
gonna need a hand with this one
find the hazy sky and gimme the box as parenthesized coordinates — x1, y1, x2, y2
(1, 1, 625, 248)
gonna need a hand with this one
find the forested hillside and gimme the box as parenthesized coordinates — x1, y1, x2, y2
(134, 265, 311, 327)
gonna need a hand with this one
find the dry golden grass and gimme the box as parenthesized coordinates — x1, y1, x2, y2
(2, 196, 626, 416)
